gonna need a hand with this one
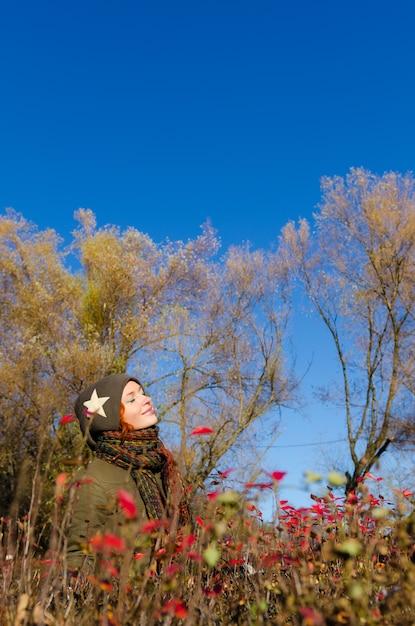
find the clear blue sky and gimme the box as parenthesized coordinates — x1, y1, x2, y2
(1, 0, 414, 509)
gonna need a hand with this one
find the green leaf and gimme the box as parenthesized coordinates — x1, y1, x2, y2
(327, 471, 347, 487)
(371, 507, 391, 520)
(336, 539, 362, 556)
(203, 543, 221, 567)
(217, 490, 240, 506)
(349, 582, 364, 599)
(304, 470, 323, 484)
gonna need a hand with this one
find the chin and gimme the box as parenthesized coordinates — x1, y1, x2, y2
(138, 416, 158, 430)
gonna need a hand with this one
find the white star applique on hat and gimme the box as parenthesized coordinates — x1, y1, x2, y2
(83, 388, 110, 418)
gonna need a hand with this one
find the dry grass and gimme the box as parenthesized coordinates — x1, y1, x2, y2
(1, 473, 415, 625)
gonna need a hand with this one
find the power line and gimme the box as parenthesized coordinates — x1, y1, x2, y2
(258, 438, 347, 449)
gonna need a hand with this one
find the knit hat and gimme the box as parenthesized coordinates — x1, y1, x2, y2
(75, 373, 143, 449)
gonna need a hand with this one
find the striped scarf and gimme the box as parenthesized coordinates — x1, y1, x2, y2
(95, 426, 190, 533)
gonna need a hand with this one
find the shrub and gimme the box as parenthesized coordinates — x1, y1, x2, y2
(1, 472, 415, 625)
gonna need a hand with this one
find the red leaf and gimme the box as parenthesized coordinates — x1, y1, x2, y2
(299, 606, 324, 624)
(141, 519, 167, 533)
(60, 413, 77, 425)
(90, 533, 126, 554)
(178, 534, 196, 550)
(270, 471, 287, 482)
(207, 491, 220, 501)
(167, 563, 181, 576)
(73, 478, 93, 488)
(117, 489, 137, 519)
(103, 562, 119, 578)
(203, 582, 223, 597)
(56, 472, 68, 486)
(365, 472, 383, 482)
(218, 468, 234, 478)
(347, 491, 359, 505)
(245, 482, 273, 490)
(191, 426, 214, 435)
(163, 599, 188, 619)
(103, 534, 125, 552)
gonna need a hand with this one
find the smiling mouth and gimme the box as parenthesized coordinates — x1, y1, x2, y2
(142, 407, 155, 416)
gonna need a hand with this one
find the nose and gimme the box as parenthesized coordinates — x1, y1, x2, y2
(142, 394, 152, 407)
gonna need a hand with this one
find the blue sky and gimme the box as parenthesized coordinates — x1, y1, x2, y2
(2, 0, 415, 509)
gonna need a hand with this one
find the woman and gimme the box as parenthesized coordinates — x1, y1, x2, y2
(66, 373, 189, 574)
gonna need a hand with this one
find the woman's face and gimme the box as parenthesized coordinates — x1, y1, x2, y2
(121, 380, 158, 430)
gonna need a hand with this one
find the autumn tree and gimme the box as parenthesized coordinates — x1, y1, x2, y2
(0, 208, 296, 521)
(138, 243, 295, 486)
(70, 209, 296, 487)
(0, 210, 83, 526)
(280, 168, 415, 494)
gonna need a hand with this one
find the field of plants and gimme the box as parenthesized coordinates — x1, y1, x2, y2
(1, 471, 415, 625)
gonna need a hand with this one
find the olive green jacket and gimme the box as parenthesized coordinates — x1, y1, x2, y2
(65, 458, 165, 573)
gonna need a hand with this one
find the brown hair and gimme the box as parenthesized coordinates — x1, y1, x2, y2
(119, 402, 134, 439)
